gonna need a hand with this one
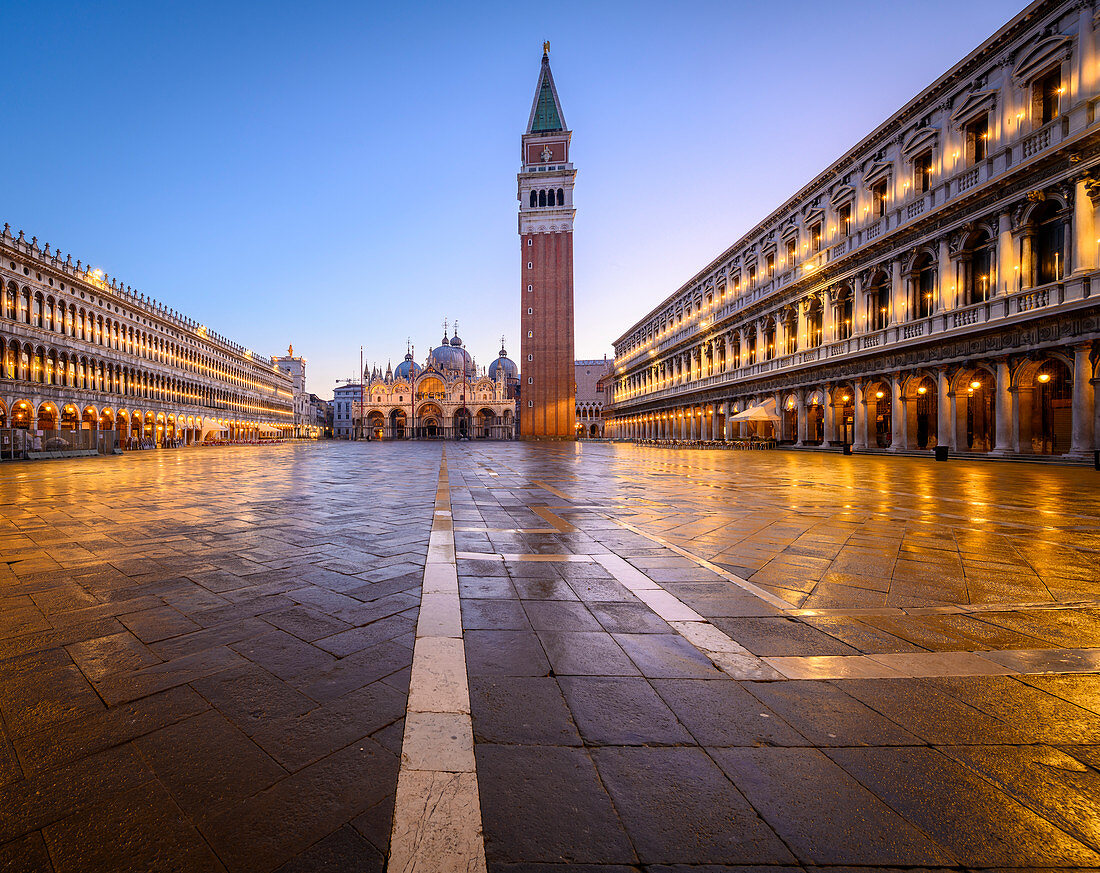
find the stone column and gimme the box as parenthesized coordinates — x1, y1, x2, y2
(890, 259, 904, 325)
(994, 358, 1015, 454)
(936, 369, 953, 449)
(937, 239, 951, 312)
(1073, 178, 1097, 275)
(854, 381, 868, 449)
(852, 274, 864, 334)
(1072, 343, 1096, 455)
(1080, 2, 1096, 98)
(998, 211, 1014, 296)
(688, 408, 696, 441)
(824, 392, 835, 444)
(721, 401, 730, 439)
(891, 375, 906, 450)
(795, 394, 807, 446)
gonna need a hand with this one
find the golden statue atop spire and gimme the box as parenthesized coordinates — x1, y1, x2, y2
(288, 343, 293, 357)
(543, 40, 550, 55)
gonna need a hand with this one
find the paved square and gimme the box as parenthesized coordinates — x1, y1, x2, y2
(1, 442, 1099, 870)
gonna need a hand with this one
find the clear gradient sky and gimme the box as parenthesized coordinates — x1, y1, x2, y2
(7, 0, 1024, 397)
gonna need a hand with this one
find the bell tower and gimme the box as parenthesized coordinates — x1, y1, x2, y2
(519, 43, 576, 439)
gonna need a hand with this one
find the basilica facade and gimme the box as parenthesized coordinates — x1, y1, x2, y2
(333, 328, 519, 440)
(609, 0, 1100, 461)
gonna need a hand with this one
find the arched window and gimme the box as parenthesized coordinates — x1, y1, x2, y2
(763, 321, 776, 360)
(869, 274, 890, 330)
(835, 288, 853, 340)
(805, 299, 823, 348)
(557, 188, 564, 205)
(783, 311, 798, 355)
(910, 253, 935, 318)
(1034, 200, 1064, 285)
(529, 190, 537, 207)
(539, 189, 547, 207)
(964, 231, 995, 304)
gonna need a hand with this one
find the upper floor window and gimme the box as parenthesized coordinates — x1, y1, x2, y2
(810, 222, 822, 253)
(838, 203, 852, 236)
(765, 253, 775, 276)
(1034, 68, 1062, 126)
(1034, 200, 1064, 285)
(836, 289, 853, 340)
(871, 180, 888, 218)
(805, 299, 823, 348)
(783, 313, 798, 355)
(914, 151, 933, 193)
(869, 274, 890, 330)
(912, 253, 935, 318)
(748, 266, 757, 286)
(966, 114, 989, 164)
(964, 230, 995, 304)
(785, 239, 796, 267)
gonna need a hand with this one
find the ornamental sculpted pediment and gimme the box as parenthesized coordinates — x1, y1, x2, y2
(902, 127, 938, 159)
(863, 160, 892, 186)
(830, 185, 855, 207)
(950, 89, 998, 128)
(803, 207, 825, 226)
(1012, 34, 1071, 83)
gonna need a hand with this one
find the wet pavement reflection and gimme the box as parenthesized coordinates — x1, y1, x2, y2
(0, 441, 1097, 871)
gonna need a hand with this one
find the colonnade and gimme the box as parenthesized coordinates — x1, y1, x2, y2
(610, 344, 1096, 458)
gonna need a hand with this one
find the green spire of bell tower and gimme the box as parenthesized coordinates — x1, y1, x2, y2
(526, 45, 567, 135)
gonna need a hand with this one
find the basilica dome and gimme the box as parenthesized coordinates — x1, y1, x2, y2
(394, 352, 422, 380)
(488, 343, 518, 381)
(430, 325, 476, 377)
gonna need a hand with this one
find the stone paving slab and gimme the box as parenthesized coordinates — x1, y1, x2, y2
(0, 443, 439, 872)
(2, 441, 1100, 870)
(447, 442, 1100, 871)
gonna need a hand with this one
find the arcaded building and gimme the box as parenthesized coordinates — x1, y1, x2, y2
(609, 0, 1100, 459)
(0, 226, 294, 447)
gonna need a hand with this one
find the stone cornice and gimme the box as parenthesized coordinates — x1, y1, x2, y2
(614, 0, 1070, 347)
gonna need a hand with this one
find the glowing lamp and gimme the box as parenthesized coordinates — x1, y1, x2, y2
(917, 386, 927, 395)
(875, 391, 884, 399)
(1037, 373, 1051, 383)
(970, 380, 982, 390)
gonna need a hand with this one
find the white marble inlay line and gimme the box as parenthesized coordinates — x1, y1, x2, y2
(595, 553, 782, 681)
(389, 449, 487, 873)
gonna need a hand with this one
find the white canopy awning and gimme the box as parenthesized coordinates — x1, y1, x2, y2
(200, 422, 229, 436)
(730, 399, 780, 422)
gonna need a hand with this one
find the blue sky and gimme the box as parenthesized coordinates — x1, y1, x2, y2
(7, 0, 1024, 397)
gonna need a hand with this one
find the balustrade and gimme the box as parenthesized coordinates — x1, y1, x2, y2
(1022, 126, 1052, 159)
(957, 167, 980, 193)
